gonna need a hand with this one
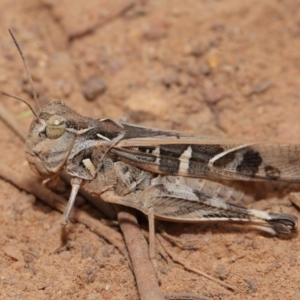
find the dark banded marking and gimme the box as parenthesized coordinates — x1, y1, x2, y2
(236, 149, 263, 177)
(160, 144, 189, 157)
(212, 150, 236, 168)
(188, 145, 225, 176)
(158, 144, 189, 174)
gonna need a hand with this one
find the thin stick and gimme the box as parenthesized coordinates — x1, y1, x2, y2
(117, 208, 165, 300)
(156, 234, 244, 295)
(68, 2, 135, 41)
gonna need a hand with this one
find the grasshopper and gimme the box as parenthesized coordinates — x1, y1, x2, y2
(3, 30, 298, 260)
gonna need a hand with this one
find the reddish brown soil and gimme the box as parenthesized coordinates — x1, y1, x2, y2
(1, 1, 300, 299)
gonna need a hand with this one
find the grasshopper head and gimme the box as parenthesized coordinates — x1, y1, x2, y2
(4, 30, 85, 179)
(25, 100, 78, 178)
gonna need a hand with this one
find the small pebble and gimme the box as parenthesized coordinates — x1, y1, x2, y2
(59, 251, 72, 261)
(204, 86, 225, 103)
(82, 77, 107, 101)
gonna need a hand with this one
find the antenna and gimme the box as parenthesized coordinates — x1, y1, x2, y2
(0, 91, 41, 121)
(2, 29, 42, 123)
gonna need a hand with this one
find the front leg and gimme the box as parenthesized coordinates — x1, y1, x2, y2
(61, 177, 82, 225)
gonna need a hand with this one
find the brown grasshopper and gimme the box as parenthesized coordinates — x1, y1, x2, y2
(3, 29, 299, 260)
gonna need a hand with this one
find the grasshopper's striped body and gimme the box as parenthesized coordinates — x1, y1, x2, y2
(25, 100, 298, 235)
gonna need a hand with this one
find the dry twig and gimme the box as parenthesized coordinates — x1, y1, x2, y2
(68, 2, 135, 41)
(118, 208, 165, 300)
(156, 234, 244, 295)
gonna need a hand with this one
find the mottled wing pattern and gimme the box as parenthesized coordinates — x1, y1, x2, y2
(112, 125, 300, 182)
(137, 182, 297, 234)
(209, 143, 300, 181)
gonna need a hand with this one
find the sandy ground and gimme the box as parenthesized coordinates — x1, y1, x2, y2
(1, 0, 300, 299)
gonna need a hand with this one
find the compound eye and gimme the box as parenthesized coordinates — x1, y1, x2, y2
(46, 115, 66, 139)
